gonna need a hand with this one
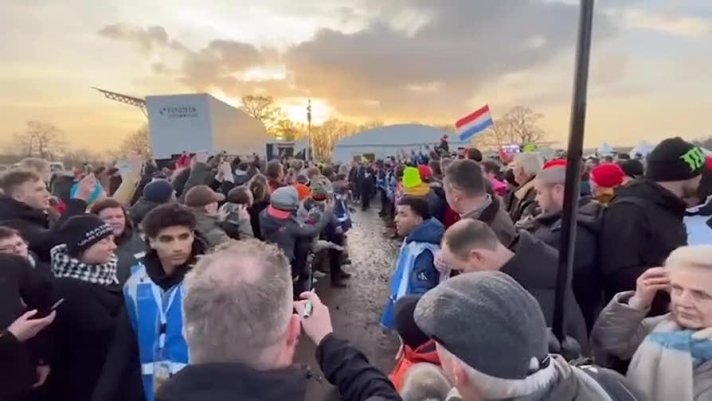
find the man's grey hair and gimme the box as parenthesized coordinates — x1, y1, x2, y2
(183, 239, 293, 368)
(513, 153, 544, 177)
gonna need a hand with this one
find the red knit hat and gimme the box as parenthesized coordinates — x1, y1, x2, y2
(591, 163, 625, 188)
(418, 165, 432, 181)
(543, 159, 567, 170)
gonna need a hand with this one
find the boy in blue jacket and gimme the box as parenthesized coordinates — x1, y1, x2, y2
(381, 196, 444, 330)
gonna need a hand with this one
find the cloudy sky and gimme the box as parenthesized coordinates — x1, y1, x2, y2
(1, 0, 711, 152)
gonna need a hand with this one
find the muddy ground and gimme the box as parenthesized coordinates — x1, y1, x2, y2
(295, 206, 401, 400)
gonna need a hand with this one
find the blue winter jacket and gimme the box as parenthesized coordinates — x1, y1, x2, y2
(380, 218, 444, 329)
(124, 264, 189, 401)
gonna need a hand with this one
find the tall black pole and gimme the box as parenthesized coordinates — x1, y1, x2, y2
(552, 0, 595, 342)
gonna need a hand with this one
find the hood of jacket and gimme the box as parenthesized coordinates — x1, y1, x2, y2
(684, 196, 712, 245)
(143, 236, 207, 291)
(502, 231, 559, 291)
(259, 208, 291, 235)
(614, 179, 688, 219)
(0, 196, 49, 227)
(193, 210, 222, 234)
(688, 194, 712, 217)
(130, 198, 162, 223)
(403, 340, 440, 365)
(406, 218, 444, 245)
(157, 362, 308, 401)
(233, 169, 249, 186)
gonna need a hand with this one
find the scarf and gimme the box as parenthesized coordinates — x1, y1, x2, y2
(51, 244, 118, 286)
(461, 194, 493, 220)
(627, 317, 712, 401)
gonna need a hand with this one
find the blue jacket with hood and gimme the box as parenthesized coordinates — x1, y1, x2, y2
(380, 218, 444, 330)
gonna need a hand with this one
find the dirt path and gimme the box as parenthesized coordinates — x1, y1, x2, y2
(295, 207, 401, 400)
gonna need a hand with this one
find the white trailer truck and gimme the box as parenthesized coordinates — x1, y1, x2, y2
(145, 93, 269, 160)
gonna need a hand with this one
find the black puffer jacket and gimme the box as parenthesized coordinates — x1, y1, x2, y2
(599, 180, 688, 316)
(502, 231, 589, 354)
(47, 277, 124, 401)
(529, 199, 604, 332)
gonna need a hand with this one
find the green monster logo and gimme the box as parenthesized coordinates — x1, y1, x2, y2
(681, 147, 706, 171)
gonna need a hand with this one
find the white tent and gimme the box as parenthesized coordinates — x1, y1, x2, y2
(630, 141, 655, 157)
(332, 124, 469, 163)
(597, 142, 615, 156)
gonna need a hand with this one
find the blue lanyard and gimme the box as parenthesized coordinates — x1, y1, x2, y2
(151, 285, 179, 349)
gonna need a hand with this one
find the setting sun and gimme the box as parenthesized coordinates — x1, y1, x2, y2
(280, 98, 332, 125)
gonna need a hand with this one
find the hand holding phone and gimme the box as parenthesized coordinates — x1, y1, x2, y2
(6, 309, 57, 342)
(39, 299, 64, 318)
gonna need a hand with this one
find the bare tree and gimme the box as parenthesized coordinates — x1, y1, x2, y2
(504, 106, 545, 144)
(60, 148, 104, 167)
(273, 119, 304, 142)
(240, 95, 284, 135)
(13, 120, 65, 159)
(472, 106, 546, 149)
(119, 125, 152, 158)
(310, 119, 360, 161)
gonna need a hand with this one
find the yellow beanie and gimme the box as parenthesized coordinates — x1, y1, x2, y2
(404, 184, 431, 197)
(402, 167, 422, 189)
(402, 167, 430, 197)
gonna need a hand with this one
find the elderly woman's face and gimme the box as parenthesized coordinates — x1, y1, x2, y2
(670, 265, 712, 329)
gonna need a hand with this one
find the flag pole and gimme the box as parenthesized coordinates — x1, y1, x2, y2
(307, 99, 313, 161)
(552, 0, 595, 353)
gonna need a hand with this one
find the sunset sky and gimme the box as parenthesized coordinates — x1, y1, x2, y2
(1, 0, 711, 152)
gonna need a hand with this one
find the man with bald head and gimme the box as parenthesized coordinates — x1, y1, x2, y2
(439, 219, 589, 352)
(156, 240, 401, 401)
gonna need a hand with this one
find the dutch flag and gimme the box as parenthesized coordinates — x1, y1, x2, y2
(456, 105, 494, 142)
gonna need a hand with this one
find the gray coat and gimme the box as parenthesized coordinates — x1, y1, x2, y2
(194, 211, 231, 249)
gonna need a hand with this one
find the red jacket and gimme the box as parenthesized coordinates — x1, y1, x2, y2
(389, 340, 441, 391)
